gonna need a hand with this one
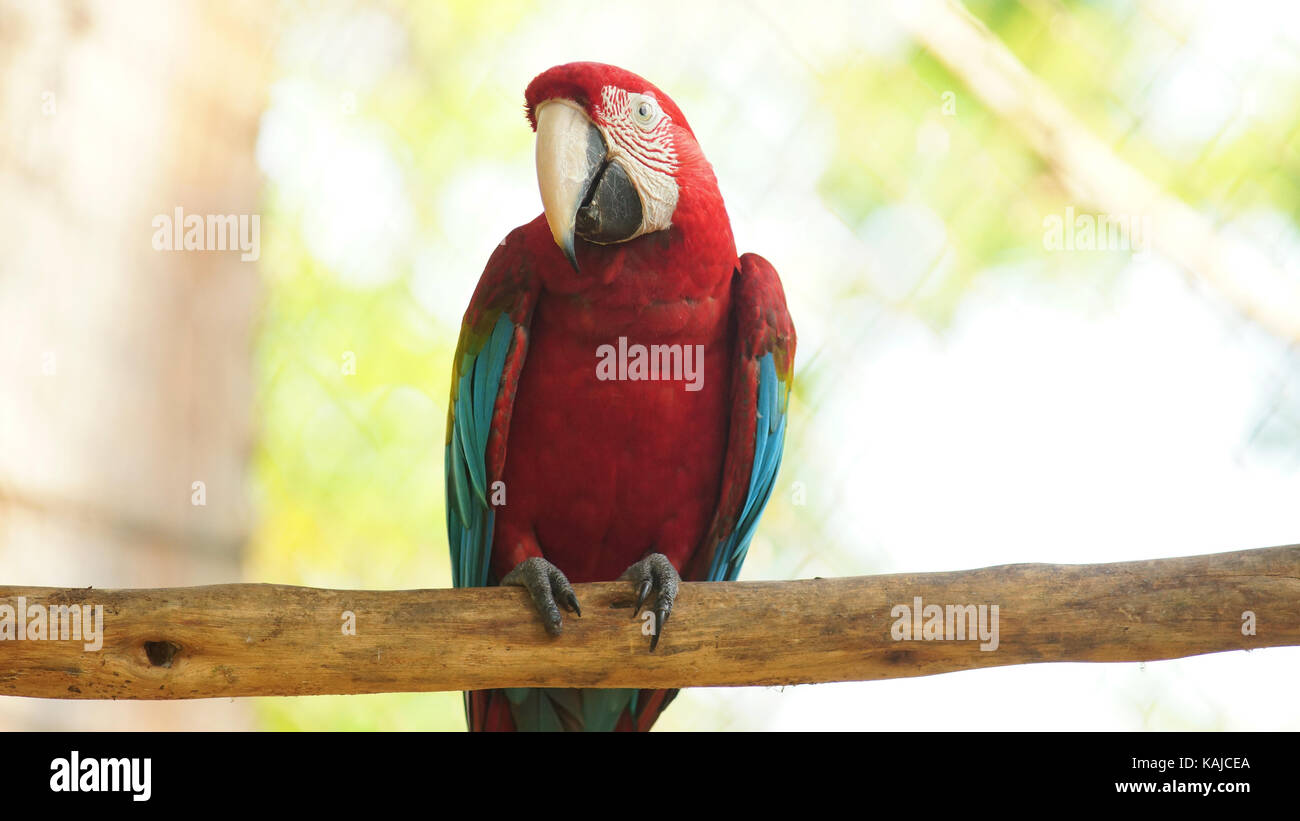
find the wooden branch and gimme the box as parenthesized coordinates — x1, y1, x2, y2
(1, 545, 1296, 699)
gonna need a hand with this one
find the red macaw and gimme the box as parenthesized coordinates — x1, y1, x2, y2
(446, 62, 796, 731)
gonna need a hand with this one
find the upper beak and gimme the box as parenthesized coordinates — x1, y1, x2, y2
(535, 100, 606, 272)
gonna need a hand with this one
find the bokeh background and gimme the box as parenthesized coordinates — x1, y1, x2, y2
(1, 0, 1297, 730)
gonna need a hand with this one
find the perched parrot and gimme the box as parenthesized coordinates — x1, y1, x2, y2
(445, 62, 796, 731)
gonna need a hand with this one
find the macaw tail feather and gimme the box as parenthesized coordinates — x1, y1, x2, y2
(468, 687, 678, 732)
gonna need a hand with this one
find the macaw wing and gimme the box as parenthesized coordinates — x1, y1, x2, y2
(446, 228, 539, 589)
(689, 253, 797, 583)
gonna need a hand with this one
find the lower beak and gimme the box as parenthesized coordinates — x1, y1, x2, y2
(534, 101, 644, 272)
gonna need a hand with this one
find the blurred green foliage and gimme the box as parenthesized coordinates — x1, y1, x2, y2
(248, 0, 547, 731)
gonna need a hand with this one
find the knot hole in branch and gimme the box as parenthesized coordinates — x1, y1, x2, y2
(144, 640, 181, 668)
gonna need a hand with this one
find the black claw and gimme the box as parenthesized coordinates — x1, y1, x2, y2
(544, 604, 563, 635)
(633, 579, 652, 617)
(564, 591, 582, 617)
(622, 553, 680, 653)
(651, 606, 671, 652)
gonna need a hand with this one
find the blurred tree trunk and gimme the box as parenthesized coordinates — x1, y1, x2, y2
(0, 0, 270, 729)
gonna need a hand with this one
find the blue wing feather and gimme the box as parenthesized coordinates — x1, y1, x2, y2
(447, 313, 516, 589)
(706, 353, 791, 582)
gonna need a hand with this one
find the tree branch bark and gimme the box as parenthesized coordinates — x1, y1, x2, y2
(1, 545, 1296, 699)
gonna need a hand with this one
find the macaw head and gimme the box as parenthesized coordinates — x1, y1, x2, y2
(525, 62, 721, 272)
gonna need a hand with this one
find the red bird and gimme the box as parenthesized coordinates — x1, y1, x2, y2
(446, 62, 795, 731)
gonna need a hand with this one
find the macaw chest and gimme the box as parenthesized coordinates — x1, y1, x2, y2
(495, 310, 734, 581)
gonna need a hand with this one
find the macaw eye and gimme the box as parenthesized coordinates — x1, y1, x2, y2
(632, 97, 659, 128)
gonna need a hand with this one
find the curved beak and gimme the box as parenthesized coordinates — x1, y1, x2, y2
(535, 101, 605, 272)
(535, 100, 646, 272)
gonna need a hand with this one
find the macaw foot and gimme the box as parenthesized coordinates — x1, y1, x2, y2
(501, 557, 581, 636)
(620, 553, 680, 652)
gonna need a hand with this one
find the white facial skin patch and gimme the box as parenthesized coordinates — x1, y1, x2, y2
(596, 85, 680, 239)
